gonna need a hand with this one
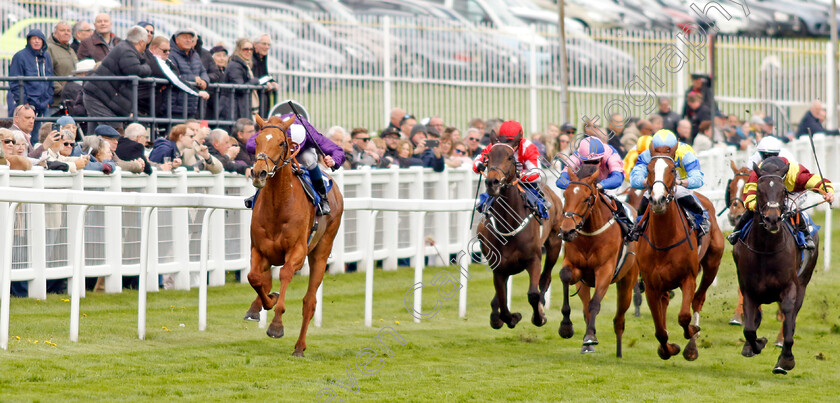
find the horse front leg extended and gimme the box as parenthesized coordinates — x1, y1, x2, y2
(267, 247, 306, 339)
(540, 235, 563, 300)
(741, 295, 767, 357)
(246, 249, 275, 319)
(614, 263, 639, 358)
(527, 256, 547, 327)
(679, 275, 700, 361)
(495, 272, 521, 328)
(583, 267, 612, 348)
(558, 262, 576, 339)
(774, 285, 799, 374)
(730, 289, 745, 326)
(646, 286, 680, 360)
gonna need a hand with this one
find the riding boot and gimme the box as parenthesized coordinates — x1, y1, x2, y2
(727, 211, 751, 245)
(678, 195, 710, 236)
(626, 196, 649, 242)
(308, 166, 330, 215)
(796, 212, 815, 250)
(609, 196, 633, 239)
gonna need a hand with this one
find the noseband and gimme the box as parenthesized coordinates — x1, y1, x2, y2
(255, 124, 300, 179)
(562, 181, 597, 232)
(649, 155, 677, 205)
(755, 174, 791, 226)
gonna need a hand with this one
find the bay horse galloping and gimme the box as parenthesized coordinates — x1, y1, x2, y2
(558, 164, 639, 357)
(733, 158, 819, 374)
(636, 146, 724, 361)
(726, 161, 752, 326)
(246, 115, 344, 357)
(477, 142, 563, 330)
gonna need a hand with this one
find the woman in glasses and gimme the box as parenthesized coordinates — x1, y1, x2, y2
(44, 129, 89, 172)
(0, 128, 33, 170)
(222, 38, 263, 122)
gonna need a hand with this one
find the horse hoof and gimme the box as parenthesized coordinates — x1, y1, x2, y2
(559, 321, 574, 339)
(507, 313, 522, 329)
(689, 324, 701, 335)
(581, 345, 596, 354)
(634, 308, 641, 318)
(728, 318, 743, 326)
(756, 337, 768, 352)
(583, 335, 599, 346)
(772, 366, 788, 375)
(776, 355, 795, 372)
(657, 345, 672, 360)
(775, 341, 784, 348)
(683, 342, 699, 361)
(266, 324, 284, 339)
(490, 313, 503, 329)
(243, 311, 260, 321)
(741, 344, 756, 358)
(531, 313, 547, 327)
(292, 350, 305, 358)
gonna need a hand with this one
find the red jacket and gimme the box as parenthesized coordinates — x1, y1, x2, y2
(473, 138, 541, 183)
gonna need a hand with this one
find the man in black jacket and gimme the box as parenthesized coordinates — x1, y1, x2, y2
(252, 34, 278, 117)
(207, 128, 250, 176)
(684, 93, 711, 142)
(82, 25, 151, 132)
(796, 100, 826, 138)
(168, 29, 209, 118)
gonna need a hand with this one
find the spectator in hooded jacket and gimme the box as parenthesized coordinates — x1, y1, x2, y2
(168, 29, 209, 118)
(77, 13, 120, 62)
(82, 26, 151, 131)
(46, 21, 78, 109)
(7, 29, 53, 124)
(222, 38, 262, 122)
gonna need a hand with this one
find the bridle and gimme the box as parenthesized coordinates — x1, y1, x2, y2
(484, 142, 518, 188)
(755, 174, 792, 228)
(561, 180, 598, 233)
(254, 124, 300, 179)
(648, 155, 677, 205)
(726, 172, 750, 210)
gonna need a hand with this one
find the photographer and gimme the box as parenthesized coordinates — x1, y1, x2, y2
(413, 124, 444, 172)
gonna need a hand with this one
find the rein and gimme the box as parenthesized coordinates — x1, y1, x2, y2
(641, 155, 693, 251)
(562, 181, 618, 237)
(255, 124, 301, 179)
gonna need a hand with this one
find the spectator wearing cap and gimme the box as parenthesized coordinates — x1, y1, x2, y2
(381, 127, 401, 160)
(382, 107, 405, 135)
(693, 121, 714, 152)
(77, 13, 120, 62)
(211, 46, 228, 74)
(797, 100, 826, 138)
(56, 115, 80, 141)
(657, 97, 681, 133)
(409, 123, 428, 157)
(82, 26, 151, 131)
(222, 38, 262, 122)
(120, 123, 152, 174)
(682, 72, 714, 115)
(93, 124, 144, 173)
(59, 58, 96, 116)
(169, 28, 210, 118)
(46, 21, 78, 109)
(71, 21, 94, 53)
(7, 29, 53, 124)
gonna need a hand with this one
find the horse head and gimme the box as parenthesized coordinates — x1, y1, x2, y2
(559, 162, 600, 241)
(646, 145, 677, 214)
(252, 114, 296, 189)
(727, 160, 751, 226)
(753, 157, 790, 234)
(484, 142, 518, 197)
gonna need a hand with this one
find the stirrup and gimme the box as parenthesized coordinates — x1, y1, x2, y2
(801, 236, 815, 250)
(318, 200, 330, 216)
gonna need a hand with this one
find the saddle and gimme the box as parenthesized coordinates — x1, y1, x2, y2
(293, 166, 334, 211)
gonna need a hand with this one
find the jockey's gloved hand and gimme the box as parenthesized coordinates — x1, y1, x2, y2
(476, 161, 486, 172)
(596, 183, 604, 192)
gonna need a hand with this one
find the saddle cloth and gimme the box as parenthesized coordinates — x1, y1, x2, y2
(243, 169, 333, 210)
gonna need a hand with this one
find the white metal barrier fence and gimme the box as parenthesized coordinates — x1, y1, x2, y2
(1, 1, 831, 134)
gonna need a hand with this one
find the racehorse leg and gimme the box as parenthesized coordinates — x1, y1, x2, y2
(646, 286, 680, 360)
(293, 251, 330, 358)
(558, 263, 579, 339)
(741, 295, 767, 357)
(730, 289, 745, 326)
(613, 264, 637, 358)
(267, 247, 306, 339)
(576, 282, 595, 353)
(583, 266, 613, 348)
(492, 272, 521, 329)
(490, 294, 503, 329)
(633, 278, 643, 317)
(539, 235, 563, 303)
(527, 257, 547, 327)
(246, 249, 276, 320)
(774, 285, 799, 374)
(678, 275, 699, 361)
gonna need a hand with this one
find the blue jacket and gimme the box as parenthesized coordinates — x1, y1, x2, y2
(796, 110, 824, 138)
(148, 137, 180, 164)
(7, 29, 53, 116)
(420, 149, 444, 172)
(629, 143, 704, 190)
(167, 38, 209, 117)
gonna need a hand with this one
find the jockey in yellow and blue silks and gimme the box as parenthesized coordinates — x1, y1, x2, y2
(557, 136, 635, 236)
(627, 129, 710, 241)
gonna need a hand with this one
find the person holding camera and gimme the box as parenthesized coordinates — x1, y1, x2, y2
(410, 124, 444, 172)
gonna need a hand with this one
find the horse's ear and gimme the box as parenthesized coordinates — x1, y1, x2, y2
(568, 165, 579, 180)
(278, 114, 295, 133)
(783, 162, 790, 175)
(730, 160, 738, 173)
(752, 162, 761, 176)
(488, 130, 497, 144)
(668, 146, 677, 159)
(255, 114, 266, 128)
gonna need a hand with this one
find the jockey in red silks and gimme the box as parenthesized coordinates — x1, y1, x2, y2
(473, 120, 549, 218)
(556, 136, 634, 236)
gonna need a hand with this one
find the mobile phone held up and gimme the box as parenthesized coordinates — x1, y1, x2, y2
(425, 139, 439, 148)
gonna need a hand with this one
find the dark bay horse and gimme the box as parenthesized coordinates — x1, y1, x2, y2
(636, 146, 724, 361)
(726, 161, 752, 326)
(733, 159, 818, 374)
(245, 115, 344, 357)
(477, 143, 563, 329)
(558, 164, 639, 357)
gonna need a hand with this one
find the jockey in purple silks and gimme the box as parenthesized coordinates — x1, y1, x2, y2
(247, 113, 345, 215)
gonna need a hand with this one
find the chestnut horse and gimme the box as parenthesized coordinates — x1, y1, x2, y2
(726, 161, 751, 326)
(477, 143, 563, 329)
(245, 115, 344, 357)
(558, 164, 639, 357)
(636, 146, 724, 361)
(733, 160, 818, 374)
(623, 186, 646, 317)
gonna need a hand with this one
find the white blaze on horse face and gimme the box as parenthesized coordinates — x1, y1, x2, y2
(651, 159, 668, 200)
(266, 134, 273, 141)
(769, 181, 774, 188)
(572, 187, 579, 195)
(735, 178, 745, 196)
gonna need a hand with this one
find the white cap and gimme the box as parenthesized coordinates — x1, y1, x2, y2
(289, 124, 305, 144)
(756, 136, 782, 154)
